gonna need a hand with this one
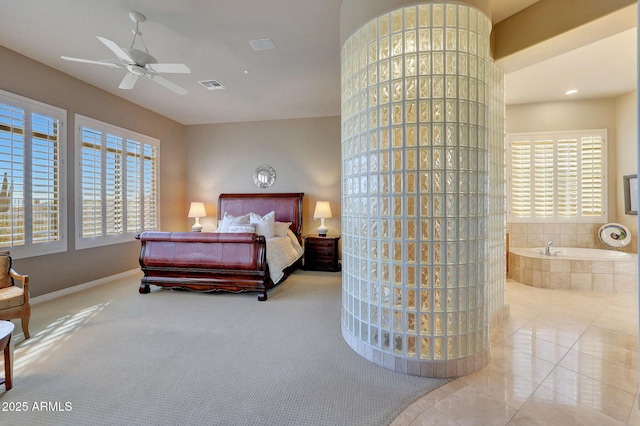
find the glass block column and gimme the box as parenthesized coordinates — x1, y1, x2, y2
(340, 2, 504, 378)
(487, 59, 508, 330)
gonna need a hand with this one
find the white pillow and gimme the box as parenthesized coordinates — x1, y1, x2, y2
(250, 211, 275, 238)
(274, 221, 292, 238)
(228, 224, 256, 233)
(215, 212, 250, 233)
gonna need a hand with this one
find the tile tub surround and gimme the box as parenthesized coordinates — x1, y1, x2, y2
(506, 222, 638, 254)
(508, 248, 637, 292)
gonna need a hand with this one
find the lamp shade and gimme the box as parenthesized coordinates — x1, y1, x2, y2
(313, 201, 332, 219)
(188, 202, 206, 232)
(313, 201, 332, 237)
(188, 202, 207, 218)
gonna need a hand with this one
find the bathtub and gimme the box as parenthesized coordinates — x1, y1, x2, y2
(508, 247, 637, 293)
(516, 247, 634, 260)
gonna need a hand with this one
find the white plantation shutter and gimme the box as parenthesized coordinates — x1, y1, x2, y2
(507, 130, 606, 223)
(125, 139, 142, 233)
(106, 134, 124, 235)
(31, 113, 62, 244)
(0, 103, 26, 248)
(509, 140, 531, 218)
(581, 135, 604, 216)
(556, 138, 578, 217)
(0, 90, 67, 258)
(76, 115, 159, 249)
(142, 144, 158, 230)
(533, 139, 554, 217)
(81, 128, 102, 238)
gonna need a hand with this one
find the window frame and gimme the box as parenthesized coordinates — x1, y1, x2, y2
(75, 115, 160, 250)
(506, 129, 607, 224)
(0, 89, 67, 259)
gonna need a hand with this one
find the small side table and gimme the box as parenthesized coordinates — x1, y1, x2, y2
(0, 321, 15, 390)
(303, 235, 341, 272)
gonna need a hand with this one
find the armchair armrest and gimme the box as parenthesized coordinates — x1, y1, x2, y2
(9, 269, 29, 302)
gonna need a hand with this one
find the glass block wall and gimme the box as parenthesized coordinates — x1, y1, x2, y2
(340, 2, 505, 378)
(487, 59, 507, 331)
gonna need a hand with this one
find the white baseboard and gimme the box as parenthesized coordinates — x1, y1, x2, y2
(30, 269, 140, 305)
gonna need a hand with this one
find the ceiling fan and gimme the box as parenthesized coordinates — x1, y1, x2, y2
(61, 11, 191, 95)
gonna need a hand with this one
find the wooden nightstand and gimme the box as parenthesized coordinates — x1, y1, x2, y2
(303, 235, 341, 272)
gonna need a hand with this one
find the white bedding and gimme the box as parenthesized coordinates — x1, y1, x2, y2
(266, 230, 303, 284)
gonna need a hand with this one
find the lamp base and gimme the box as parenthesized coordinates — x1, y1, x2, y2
(192, 218, 203, 232)
(317, 219, 328, 237)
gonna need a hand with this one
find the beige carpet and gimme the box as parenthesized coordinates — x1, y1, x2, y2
(0, 270, 449, 426)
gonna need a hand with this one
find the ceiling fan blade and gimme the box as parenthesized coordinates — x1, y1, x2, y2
(119, 73, 139, 90)
(97, 36, 134, 63)
(148, 75, 188, 95)
(145, 63, 191, 74)
(61, 56, 122, 68)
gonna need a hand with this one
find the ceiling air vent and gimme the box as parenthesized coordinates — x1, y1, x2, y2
(199, 80, 225, 90)
(250, 38, 276, 51)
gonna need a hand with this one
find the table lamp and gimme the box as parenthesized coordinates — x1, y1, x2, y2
(313, 201, 332, 237)
(188, 202, 206, 232)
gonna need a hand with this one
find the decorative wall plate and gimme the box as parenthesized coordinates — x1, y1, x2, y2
(598, 223, 631, 248)
(253, 164, 276, 188)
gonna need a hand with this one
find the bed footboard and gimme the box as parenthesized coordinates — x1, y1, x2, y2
(137, 231, 272, 300)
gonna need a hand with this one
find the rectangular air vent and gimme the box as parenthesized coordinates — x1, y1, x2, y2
(249, 38, 276, 51)
(199, 80, 225, 90)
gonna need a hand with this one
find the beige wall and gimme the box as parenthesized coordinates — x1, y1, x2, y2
(0, 44, 341, 297)
(2, 42, 634, 296)
(507, 96, 623, 221)
(492, 0, 636, 61)
(506, 91, 638, 251)
(184, 117, 342, 237)
(615, 91, 638, 227)
(0, 46, 187, 297)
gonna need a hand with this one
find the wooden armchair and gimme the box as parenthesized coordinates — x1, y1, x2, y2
(0, 253, 30, 339)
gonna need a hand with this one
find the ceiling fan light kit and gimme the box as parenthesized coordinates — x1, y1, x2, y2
(129, 11, 145, 25)
(61, 11, 191, 95)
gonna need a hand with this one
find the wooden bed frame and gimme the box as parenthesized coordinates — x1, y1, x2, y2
(137, 192, 304, 300)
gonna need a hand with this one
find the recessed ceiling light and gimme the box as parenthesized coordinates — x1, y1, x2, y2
(565, 89, 578, 95)
(250, 38, 276, 51)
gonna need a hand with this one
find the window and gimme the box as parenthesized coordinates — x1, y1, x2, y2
(0, 90, 67, 259)
(75, 115, 159, 249)
(507, 130, 607, 223)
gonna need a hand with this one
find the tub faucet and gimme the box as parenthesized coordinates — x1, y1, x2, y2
(545, 241, 554, 256)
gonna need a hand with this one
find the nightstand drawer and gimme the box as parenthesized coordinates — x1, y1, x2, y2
(310, 239, 334, 247)
(312, 245, 334, 254)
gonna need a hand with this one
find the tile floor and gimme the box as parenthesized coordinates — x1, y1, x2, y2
(391, 279, 640, 425)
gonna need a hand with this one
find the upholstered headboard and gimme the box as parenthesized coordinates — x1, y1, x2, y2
(218, 193, 304, 243)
